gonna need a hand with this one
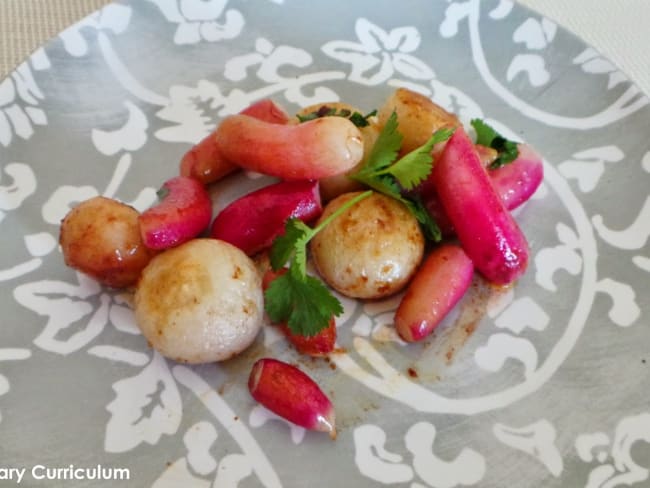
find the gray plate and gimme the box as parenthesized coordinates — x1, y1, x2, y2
(1, 1, 649, 487)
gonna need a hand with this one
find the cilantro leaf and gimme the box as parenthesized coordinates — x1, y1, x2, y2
(471, 118, 499, 147)
(264, 268, 342, 336)
(353, 173, 402, 198)
(384, 127, 454, 190)
(471, 119, 519, 169)
(349, 120, 452, 242)
(265, 268, 343, 336)
(403, 197, 441, 242)
(489, 138, 519, 168)
(269, 218, 310, 271)
(363, 111, 402, 173)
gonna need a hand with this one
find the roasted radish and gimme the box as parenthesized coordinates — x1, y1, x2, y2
(180, 99, 290, 185)
(475, 144, 499, 168)
(294, 102, 380, 201)
(248, 358, 336, 439)
(421, 143, 542, 232)
(395, 245, 474, 342)
(215, 115, 364, 180)
(139, 176, 212, 250)
(429, 128, 529, 285)
(489, 144, 543, 211)
(210, 180, 322, 256)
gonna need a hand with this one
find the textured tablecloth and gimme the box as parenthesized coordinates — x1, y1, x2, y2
(1, 0, 649, 95)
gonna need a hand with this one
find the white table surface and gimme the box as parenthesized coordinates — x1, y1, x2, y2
(520, 0, 650, 95)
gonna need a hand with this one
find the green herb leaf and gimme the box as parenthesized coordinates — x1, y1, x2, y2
(471, 118, 519, 169)
(269, 218, 311, 271)
(363, 111, 402, 173)
(471, 118, 499, 147)
(296, 106, 377, 128)
(384, 127, 454, 190)
(350, 118, 451, 241)
(265, 268, 343, 336)
(265, 191, 373, 336)
(349, 109, 377, 128)
(403, 197, 441, 242)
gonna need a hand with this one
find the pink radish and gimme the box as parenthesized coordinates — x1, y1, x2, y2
(489, 144, 543, 211)
(430, 128, 529, 285)
(248, 358, 336, 439)
(139, 176, 212, 250)
(421, 144, 542, 232)
(180, 99, 290, 185)
(210, 180, 322, 256)
(240, 98, 291, 123)
(395, 244, 474, 342)
(215, 115, 364, 180)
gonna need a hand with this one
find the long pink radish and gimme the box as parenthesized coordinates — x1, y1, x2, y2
(430, 128, 529, 285)
(210, 180, 322, 256)
(248, 358, 336, 439)
(180, 99, 290, 185)
(489, 144, 543, 211)
(395, 244, 474, 342)
(421, 143, 542, 234)
(215, 115, 364, 180)
(139, 176, 212, 250)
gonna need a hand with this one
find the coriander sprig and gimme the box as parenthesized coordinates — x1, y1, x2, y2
(265, 190, 373, 336)
(350, 111, 454, 241)
(265, 111, 455, 336)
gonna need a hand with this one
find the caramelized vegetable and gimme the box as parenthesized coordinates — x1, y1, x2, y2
(428, 128, 529, 285)
(139, 176, 212, 250)
(180, 99, 290, 184)
(211, 180, 322, 256)
(215, 115, 364, 180)
(59, 196, 155, 288)
(395, 244, 474, 342)
(310, 192, 424, 299)
(134, 239, 263, 363)
(377, 87, 460, 156)
(249, 358, 336, 439)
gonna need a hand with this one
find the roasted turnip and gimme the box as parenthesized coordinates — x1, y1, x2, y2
(59, 196, 155, 288)
(134, 239, 263, 363)
(310, 192, 424, 299)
